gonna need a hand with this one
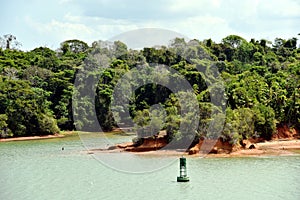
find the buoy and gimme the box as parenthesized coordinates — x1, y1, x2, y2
(177, 157, 189, 182)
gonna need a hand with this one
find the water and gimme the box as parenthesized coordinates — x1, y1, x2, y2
(1, 133, 300, 200)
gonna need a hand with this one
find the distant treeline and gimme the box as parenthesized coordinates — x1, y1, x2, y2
(0, 34, 299, 144)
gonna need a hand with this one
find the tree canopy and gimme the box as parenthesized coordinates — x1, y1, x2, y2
(0, 34, 299, 144)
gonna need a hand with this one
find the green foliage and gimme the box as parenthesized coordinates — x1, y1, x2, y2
(0, 34, 299, 143)
(60, 39, 89, 54)
(0, 77, 58, 136)
(0, 114, 9, 137)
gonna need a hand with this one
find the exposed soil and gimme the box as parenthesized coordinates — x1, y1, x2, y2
(273, 124, 299, 139)
(2, 125, 300, 158)
(104, 125, 300, 157)
(111, 133, 169, 152)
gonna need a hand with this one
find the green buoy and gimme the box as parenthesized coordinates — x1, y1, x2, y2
(177, 157, 189, 182)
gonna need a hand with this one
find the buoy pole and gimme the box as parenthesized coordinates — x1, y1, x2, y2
(177, 157, 189, 182)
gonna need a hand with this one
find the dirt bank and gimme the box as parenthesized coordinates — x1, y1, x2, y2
(109, 133, 168, 152)
(105, 138, 300, 157)
(105, 126, 300, 157)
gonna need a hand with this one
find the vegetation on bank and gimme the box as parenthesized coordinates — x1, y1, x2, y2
(0, 34, 299, 146)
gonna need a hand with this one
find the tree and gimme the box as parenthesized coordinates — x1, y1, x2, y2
(113, 41, 128, 60)
(253, 104, 276, 140)
(284, 38, 297, 49)
(0, 34, 299, 141)
(0, 34, 21, 50)
(0, 114, 8, 137)
(0, 78, 59, 136)
(60, 39, 89, 54)
(222, 35, 247, 48)
(234, 41, 256, 63)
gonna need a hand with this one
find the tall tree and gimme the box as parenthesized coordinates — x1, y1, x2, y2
(0, 34, 21, 50)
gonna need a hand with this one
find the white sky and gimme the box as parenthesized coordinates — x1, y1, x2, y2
(1, 0, 300, 50)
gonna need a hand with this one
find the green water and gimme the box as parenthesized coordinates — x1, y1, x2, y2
(1, 133, 300, 200)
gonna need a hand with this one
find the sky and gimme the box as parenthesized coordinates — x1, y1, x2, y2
(1, 0, 300, 50)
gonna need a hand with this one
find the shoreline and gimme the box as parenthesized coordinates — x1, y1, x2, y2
(0, 131, 77, 142)
(2, 131, 300, 158)
(0, 134, 64, 142)
(92, 139, 300, 158)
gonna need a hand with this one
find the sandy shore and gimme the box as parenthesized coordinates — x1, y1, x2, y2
(189, 139, 300, 157)
(0, 133, 71, 142)
(93, 139, 300, 158)
(0, 134, 64, 142)
(201, 142, 300, 158)
(2, 132, 299, 158)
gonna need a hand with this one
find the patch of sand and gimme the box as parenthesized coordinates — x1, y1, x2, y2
(0, 134, 65, 142)
(98, 139, 300, 158)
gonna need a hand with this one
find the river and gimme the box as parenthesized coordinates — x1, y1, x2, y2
(1, 132, 299, 200)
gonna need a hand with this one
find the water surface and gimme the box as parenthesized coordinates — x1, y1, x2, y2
(1, 133, 299, 200)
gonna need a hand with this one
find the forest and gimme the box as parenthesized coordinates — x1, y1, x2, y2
(0, 34, 299, 145)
